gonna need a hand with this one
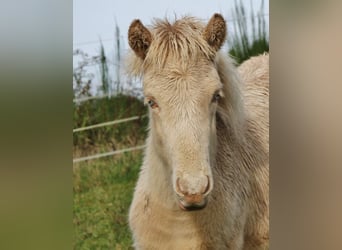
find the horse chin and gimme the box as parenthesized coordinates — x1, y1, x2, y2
(178, 198, 208, 211)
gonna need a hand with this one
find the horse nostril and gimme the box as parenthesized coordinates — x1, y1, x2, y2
(176, 177, 185, 196)
(176, 176, 211, 209)
(202, 176, 210, 195)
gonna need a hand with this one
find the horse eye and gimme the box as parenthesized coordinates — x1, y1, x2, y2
(147, 99, 158, 109)
(213, 92, 221, 102)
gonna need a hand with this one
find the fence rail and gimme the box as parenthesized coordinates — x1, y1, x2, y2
(73, 145, 146, 163)
(73, 113, 148, 163)
(73, 114, 147, 133)
(73, 95, 110, 103)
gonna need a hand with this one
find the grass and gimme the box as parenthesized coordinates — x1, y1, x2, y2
(73, 94, 148, 157)
(228, 0, 269, 65)
(73, 95, 147, 249)
(73, 152, 143, 249)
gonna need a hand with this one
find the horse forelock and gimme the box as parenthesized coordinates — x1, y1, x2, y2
(146, 17, 215, 67)
(126, 16, 216, 77)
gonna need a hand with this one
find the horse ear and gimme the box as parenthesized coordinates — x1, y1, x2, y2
(128, 19, 152, 59)
(203, 13, 227, 51)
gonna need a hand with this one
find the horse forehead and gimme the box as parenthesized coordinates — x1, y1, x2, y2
(144, 77, 217, 102)
(144, 64, 221, 94)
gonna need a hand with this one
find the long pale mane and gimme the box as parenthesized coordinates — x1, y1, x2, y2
(126, 16, 245, 138)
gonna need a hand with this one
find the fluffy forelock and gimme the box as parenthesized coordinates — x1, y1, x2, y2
(126, 16, 216, 77)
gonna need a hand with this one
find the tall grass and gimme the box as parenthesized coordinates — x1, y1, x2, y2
(228, 0, 269, 64)
(114, 23, 122, 94)
(99, 41, 111, 96)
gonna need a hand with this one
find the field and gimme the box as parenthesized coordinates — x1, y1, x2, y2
(73, 93, 147, 249)
(73, 152, 143, 249)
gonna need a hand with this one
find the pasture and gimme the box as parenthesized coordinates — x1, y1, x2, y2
(73, 94, 147, 249)
(73, 152, 141, 249)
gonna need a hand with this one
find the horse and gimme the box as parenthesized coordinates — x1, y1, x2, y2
(126, 14, 269, 249)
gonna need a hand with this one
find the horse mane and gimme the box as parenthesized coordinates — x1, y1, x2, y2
(126, 16, 245, 137)
(215, 53, 246, 140)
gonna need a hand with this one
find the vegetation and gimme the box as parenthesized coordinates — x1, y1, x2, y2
(99, 41, 111, 96)
(73, 49, 96, 101)
(73, 95, 148, 157)
(228, 0, 269, 65)
(73, 1, 269, 248)
(73, 152, 142, 249)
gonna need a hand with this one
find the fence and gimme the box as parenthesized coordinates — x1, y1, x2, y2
(73, 115, 147, 133)
(73, 145, 146, 163)
(73, 95, 147, 163)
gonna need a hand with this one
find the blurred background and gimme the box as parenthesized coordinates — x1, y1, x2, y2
(73, 0, 269, 249)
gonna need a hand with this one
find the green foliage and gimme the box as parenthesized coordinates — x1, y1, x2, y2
(73, 94, 148, 156)
(228, 0, 269, 65)
(73, 153, 142, 249)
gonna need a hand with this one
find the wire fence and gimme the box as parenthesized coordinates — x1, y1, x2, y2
(73, 115, 147, 133)
(73, 94, 110, 103)
(73, 113, 147, 163)
(73, 145, 146, 163)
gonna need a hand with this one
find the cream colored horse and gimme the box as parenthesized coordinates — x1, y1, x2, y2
(126, 14, 269, 250)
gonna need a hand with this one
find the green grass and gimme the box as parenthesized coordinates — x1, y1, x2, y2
(73, 152, 143, 249)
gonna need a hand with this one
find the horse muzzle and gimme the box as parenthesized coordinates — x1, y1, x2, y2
(175, 176, 211, 211)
